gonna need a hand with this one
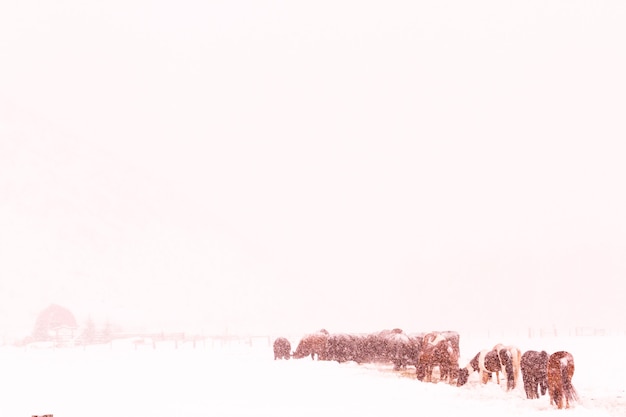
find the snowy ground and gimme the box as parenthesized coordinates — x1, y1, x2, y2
(2, 332, 624, 417)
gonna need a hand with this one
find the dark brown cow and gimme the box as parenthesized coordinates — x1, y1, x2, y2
(273, 337, 291, 360)
(386, 330, 422, 370)
(406, 333, 425, 368)
(292, 331, 329, 360)
(520, 350, 549, 399)
(547, 351, 578, 409)
(326, 333, 360, 363)
(323, 329, 421, 367)
(361, 330, 393, 363)
(416, 331, 460, 384)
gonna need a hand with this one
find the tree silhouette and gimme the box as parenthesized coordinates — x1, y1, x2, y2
(32, 304, 78, 341)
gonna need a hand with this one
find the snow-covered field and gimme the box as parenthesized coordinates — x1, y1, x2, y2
(2, 332, 624, 417)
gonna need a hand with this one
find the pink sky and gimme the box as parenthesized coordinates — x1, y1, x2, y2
(1, 1, 625, 341)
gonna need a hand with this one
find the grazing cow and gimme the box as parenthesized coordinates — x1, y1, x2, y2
(416, 331, 460, 384)
(382, 329, 421, 370)
(459, 349, 505, 387)
(407, 333, 425, 365)
(326, 333, 362, 363)
(292, 331, 329, 360)
(273, 337, 291, 360)
(326, 329, 422, 368)
(547, 351, 578, 409)
(493, 344, 522, 390)
(520, 350, 549, 399)
(361, 330, 393, 364)
(458, 344, 520, 391)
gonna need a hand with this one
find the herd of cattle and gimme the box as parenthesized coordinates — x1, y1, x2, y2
(273, 329, 578, 410)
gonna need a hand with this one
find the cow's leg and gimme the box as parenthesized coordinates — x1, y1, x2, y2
(531, 379, 539, 399)
(524, 378, 535, 399)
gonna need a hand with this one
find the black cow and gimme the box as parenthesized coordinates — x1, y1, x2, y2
(521, 350, 549, 399)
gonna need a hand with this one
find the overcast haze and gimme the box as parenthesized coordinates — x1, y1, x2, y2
(1, 1, 625, 341)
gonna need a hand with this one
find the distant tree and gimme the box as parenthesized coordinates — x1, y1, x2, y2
(32, 304, 78, 341)
(81, 316, 96, 344)
(100, 320, 113, 343)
